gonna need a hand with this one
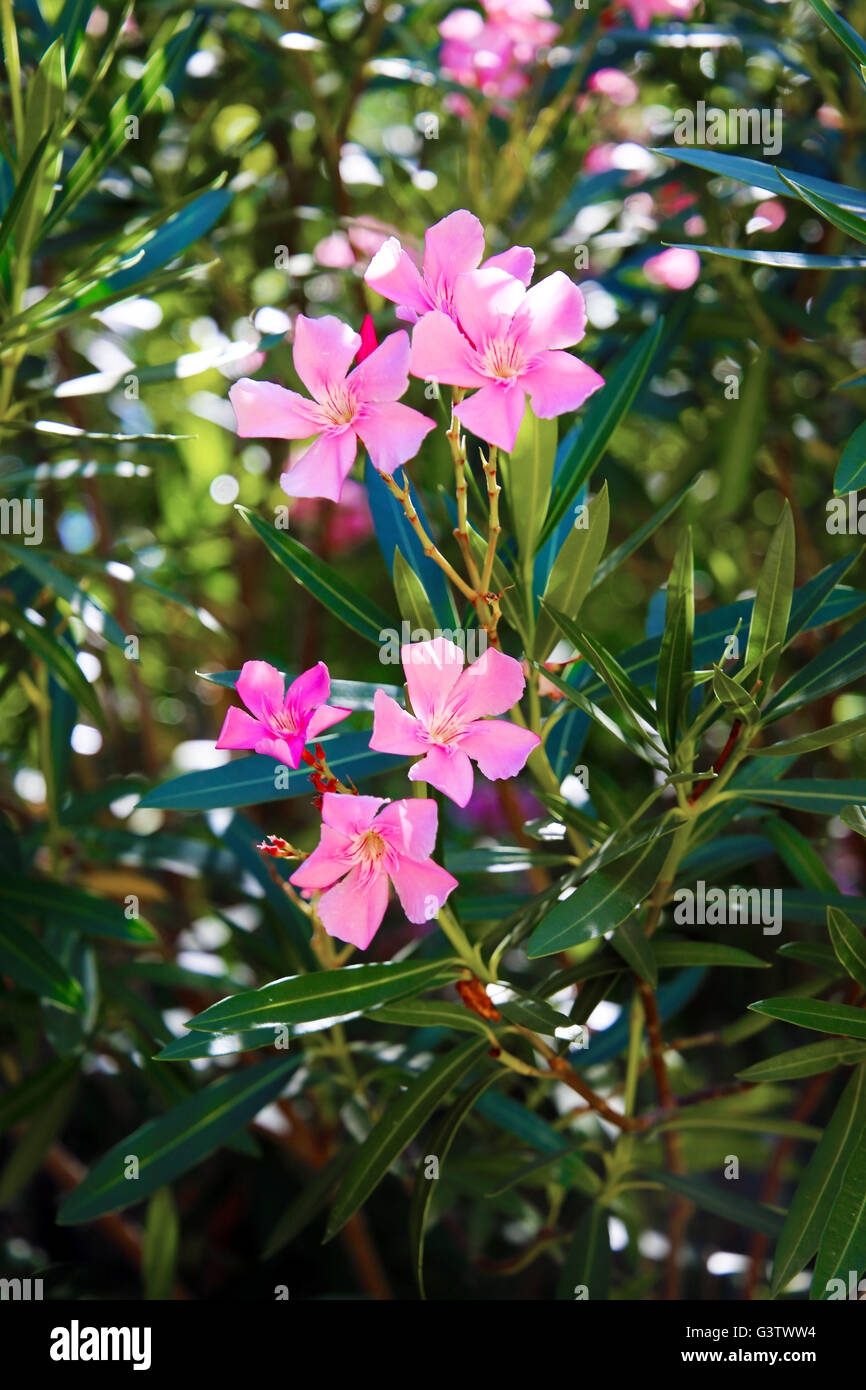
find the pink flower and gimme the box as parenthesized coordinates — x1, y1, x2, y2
(439, 10, 528, 103)
(643, 247, 701, 290)
(483, 0, 559, 51)
(748, 199, 786, 234)
(582, 143, 619, 175)
(229, 315, 435, 502)
(587, 68, 639, 107)
(314, 232, 356, 269)
(290, 478, 374, 553)
(289, 793, 458, 948)
(365, 210, 534, 326)
(369, 636, 540, 807)
(216, 660, 350, 767)
(410, 268, 604, 451)
(618, 0, 700, 27)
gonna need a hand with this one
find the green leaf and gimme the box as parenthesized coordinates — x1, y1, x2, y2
(393, 546, 437, 631)
(153, 1029, 278, 1062)
(0, 875, 157, 944)
(185, 959, 463, 1033)
(657, 528, 694, 751)
(805, 0, 866, 65)
(611, 917, 657, 985)
(0, 1056, 80, 1137)
(0, 128, 54, 275)
(591, 479, 697, 592)
(725, 779, 866, 816)
(835, 421, 866, 495)
(842, 804, 866, 839)
(811, 1136, 866, 1299)
(536, 318, 662, 548)
(504, 404, 557, 560)
(717, 347, 768, 519)
(408, 1073, 497, 1298)
(142, 1188, 179, 1300)
(648, 1169, 784, 1238)
(556, 1202, 611, 1300)
(236, 506, 395, 646)
(527, 828, 673, 958)
(139, 730, 407, 811)
(827, 906, 866, 991)
(373, 998, 493, 1036)
(744, 501, 795, 698)
(737, 1038, 866, 1083)
(778, 172, 866, 248)
(0, 542, 127, 648)
(263, 1150, 355, 1260)
(712, 664, 760, 721)
(325, 1037, 489, 1240)
(652, 940, 768, 970)
(772, 1064, 866, 1294)
(0, 597, 102, 722)
(653, 147, 866, 215)
(766, 820, 837, 894)
(58, 1055, 299, 1224)
(540, 604, 659, 738)
(748, 998, 866, 1040)
(754, 712, 866, 758)
(0, 915, 83, 1010)
(533, 483, 609, 661)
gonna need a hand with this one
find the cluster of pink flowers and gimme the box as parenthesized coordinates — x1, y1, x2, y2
(217, 638, 540, 948)
(230, 209, 603, 495)
(617, 0, 700, 26)
(439, 0, 559, 106)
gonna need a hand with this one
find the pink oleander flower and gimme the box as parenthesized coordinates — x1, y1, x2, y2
(483, 0, 559, 51)
(587, 67, 639, 107)
(748, 199, 786, 234)
(289, 478, 374, 554)
(314, 232, 356, 269)
(365, 210, 534, 326)
(229, 315, 434, 503)
(216, 660, 350, 767)
(582, 142, 619, 175)
(369, 636, 541, 807)
(618, 0, 700, 27)
(410, 267, 604, 451)
(643, 247, 701, 290)
(290, 793, 458, 948)
(439, 10, 528, 103)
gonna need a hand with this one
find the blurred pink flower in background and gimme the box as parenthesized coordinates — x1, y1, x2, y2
(410, 267, 603, 450)
(439, 0, 558, 104)
(216, 660, 350, 767)
(365, 210, 534, 325)
(229, 315, 434, 502)
(817, 104, 844, 130)
(587, 68, 639, 107)
(290, 794, 458, 948)
(290, 479, 375, 554)
(313, 232, 356, 269)
(749, 199, 786, 233)
(643, 247, 701, 290)
(582, 143, 619, 175)
(370, 636, 540, 806)
(618, 0, 700, 27)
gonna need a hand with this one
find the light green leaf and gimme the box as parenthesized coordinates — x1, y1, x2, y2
(748, 998, 866, 1040)
(556, 1202, 611, 1300)
(827, 906, 866, 990)
(533, 483, 609, 661)
(142, 1188, 179, 1300)
(503, 404, 557, 561)
(657, 528, 694, 751)
(737, 1038, 866, 1083)
(744, 501, 795, 698)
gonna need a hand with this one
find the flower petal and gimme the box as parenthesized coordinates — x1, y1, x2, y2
(215, 706, 264, 750)
(376, 796, 439, 860)
(316, 864, 390, 949)
(355, 401, 435, 475)
(402, 635, 465, 725)
(409, 311, 487, 388)
(235, 660, 285, 723)
(369, 688, 427, 754)
(389, 855, 458, 925)
(289, 826, 353, 889)
(307, 704, 352, 738)
(292, 314, 360, 401)
(446, 645, 527, 722)
(452, 267, 526, 349)
(523, 350, 604, 418)
(229, 379, 322, 439)
(512, 272, 588, 353)
(409, 745, 475, 807)
(279, 428, 357, 503)
(458, 718, 540, 780)
(321, 791, 386, 837)
(286, 660, 330, 714)
(454, 380, 526, 451)
(348, 329, 410, 402)
(364, 237, 429, 316)
(423, 210, 485, 287)
(253, 733, 305, 767)
(482, 245, 535, 285)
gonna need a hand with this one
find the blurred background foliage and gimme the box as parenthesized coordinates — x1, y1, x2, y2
(1, 0, 865, 1300)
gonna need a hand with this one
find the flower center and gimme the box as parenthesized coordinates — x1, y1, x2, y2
(355, 828, 388, 864)
(481, 337, 523, 379)
(322, 384, 358, 426)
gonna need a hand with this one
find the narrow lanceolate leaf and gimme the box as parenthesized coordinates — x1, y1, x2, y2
(372, 999, 492, 1037)
(0, 875, 157, 944)
(805, 0, 866, 66)
(263, 1150, 355, 1260)
(326, 1038, 489, 1240)
(749, 998, 866, 1040)
(765, 616, 866, 722)
(767, 820, 837, 894)
(835, 421, 866, 495)
(712, 665, 760, 721)
(0, 917, 83, 1011)
(556, 1202, 611, 1300)
(409, 1073, 497, 1298)
(393, 546, 437, 631)
(652, 941, 768, 970)
(541, 605, 659, 737)
(505, 404, 557, 561)
(656, 528, 693, 753)
(744, 501, 795, 698)
(142, 1189, 179, 1301)
(0, 597, 102, 722)
(772, 1065, 866, 1295)
(647, 1169, 784, 1238)
(754, 712, 866, 758)
(533, 483, 609, 661)
(591, 479, 696, 592)
(778, 172, 866, 247)
(723, 780, 866, 817)
(611, 917, 657, 985)
(842, 805, 866, 839)
(537, 318, 662, 548)
(236, 506, 395, 645)
(58, 1055, 300, 1223)
(827, 907, 866, 991)
(811, 1138, 866, 1299)
(527, 828, 673, 958)
(185, 959, 463, 1033)
(737, 1038, 866, 1083)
